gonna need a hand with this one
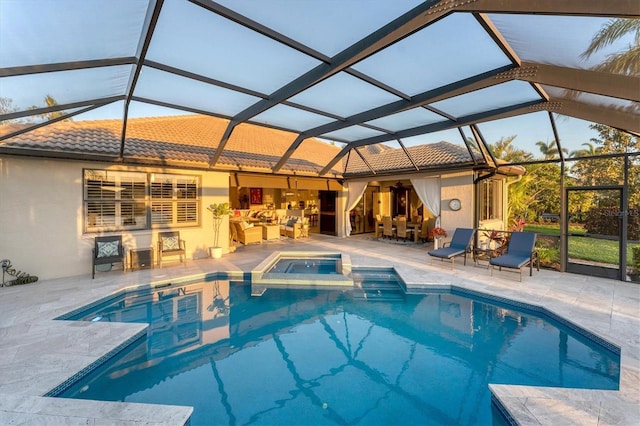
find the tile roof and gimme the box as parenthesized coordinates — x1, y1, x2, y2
(1, 115, 496, 178)
(344, 141, 481, 176)
(0, 114, 345, 176)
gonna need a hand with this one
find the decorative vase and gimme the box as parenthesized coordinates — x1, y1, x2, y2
(434, 237, 441, 250)
(210, 247, 223, 259)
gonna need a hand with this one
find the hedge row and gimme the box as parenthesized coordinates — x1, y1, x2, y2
(584, 207, 640, 240)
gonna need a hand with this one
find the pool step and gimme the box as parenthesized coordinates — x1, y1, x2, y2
(352, 268, 405, 301)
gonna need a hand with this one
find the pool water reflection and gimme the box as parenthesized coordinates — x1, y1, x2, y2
(59, 280, 620, 426)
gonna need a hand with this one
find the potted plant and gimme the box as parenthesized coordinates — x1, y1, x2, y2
(429, 227, 447, 249)
(207, 202, 232, 259)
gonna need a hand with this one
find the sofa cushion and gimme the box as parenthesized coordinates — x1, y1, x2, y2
(285, 218, 297, 227)
(97, 240, 119, 258)
(162, 236, 180, 250)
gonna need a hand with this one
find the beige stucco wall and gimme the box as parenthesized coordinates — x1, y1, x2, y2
(0, 156, 230, 281)
(440, 172, 474, 236)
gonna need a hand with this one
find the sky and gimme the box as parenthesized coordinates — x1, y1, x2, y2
(1, 0, 633, 157)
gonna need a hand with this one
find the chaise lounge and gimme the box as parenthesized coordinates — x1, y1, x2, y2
(427, 228, 475, 269)
(489, 231, 539, 281)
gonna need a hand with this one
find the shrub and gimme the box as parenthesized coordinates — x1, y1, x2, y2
(584, 207, 640, 240)
(536, 247, 560, 269)
(535, 235, 560, 270)
(632, 246, 640, 272)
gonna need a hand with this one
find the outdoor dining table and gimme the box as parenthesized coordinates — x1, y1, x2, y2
(375, 219, 422, 243)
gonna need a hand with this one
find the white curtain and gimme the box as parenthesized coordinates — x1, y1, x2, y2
(410, 177, 441, 227)
(344, 181, 368, 236)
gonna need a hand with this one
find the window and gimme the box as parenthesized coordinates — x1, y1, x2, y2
(84, 169, 200, 232)
(151, 173, 199, 226)
(479, 179, 502, 221)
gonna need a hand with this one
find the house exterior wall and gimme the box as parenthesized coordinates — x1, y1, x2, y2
(440, 172, 474, 235)
(0, 156, 230, 281)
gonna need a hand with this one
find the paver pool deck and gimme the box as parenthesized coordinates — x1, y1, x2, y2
(1, 234, 638, 425)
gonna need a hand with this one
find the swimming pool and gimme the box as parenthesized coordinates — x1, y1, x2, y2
(56, 280, 620, 426)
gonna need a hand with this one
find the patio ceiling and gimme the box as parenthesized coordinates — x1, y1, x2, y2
(1, 0, 638, 178)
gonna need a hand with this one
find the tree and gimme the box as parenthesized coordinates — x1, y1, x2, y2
(581, 18, 640, 75)
(506, 172, 540, 222)
(587, 124, 640, 206)
(487, 136, 561, 222)
(489, 136, 533, 162)
(570, 142, 601, 158)
(0, 97, 21, 125)
(41, 94, 69, 121)
(569, 143, 605, 186)
(536, 140, 567, 159)
(1, 95, 71, 125)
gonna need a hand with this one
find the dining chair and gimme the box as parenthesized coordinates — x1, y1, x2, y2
(396, 217, 413, 241)
(419, 221, 429, 242)
(375, 214, 384, 237)
(382, 216, 395, 239)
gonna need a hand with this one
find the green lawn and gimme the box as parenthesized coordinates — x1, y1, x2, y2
(524, 224, 585, 236)
(524, 224, 639, 266)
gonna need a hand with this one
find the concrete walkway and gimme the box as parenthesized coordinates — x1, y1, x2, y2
(1, 234, 638, 425)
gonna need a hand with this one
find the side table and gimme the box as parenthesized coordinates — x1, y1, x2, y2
(130, 247, 154, 270)
(261, 224, 280, 240)
(473, 247, 493, 268)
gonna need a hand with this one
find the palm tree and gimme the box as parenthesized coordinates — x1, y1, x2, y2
(489, 136, 533, 162)
(569, 142, 602, 158)
(581, 18, 640, 75)
(569, 143, 605, 186)
(536, 140, 568, 159)
(34, 94, 70, 121)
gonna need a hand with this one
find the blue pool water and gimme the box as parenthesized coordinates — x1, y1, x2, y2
(267, 257, 340, 274)
(58, 280, 620, 426)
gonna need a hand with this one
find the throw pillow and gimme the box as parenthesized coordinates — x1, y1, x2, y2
(163, 236, 179, 250)
(97, 240, 119, 258)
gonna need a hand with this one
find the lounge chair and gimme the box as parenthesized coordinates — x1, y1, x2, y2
(92, 235, 126, 279)
(427, 228, 475, 268)
(158, 231, 187, 267)
(489, 231, 539, 281)
(233, 221, 263, 244)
